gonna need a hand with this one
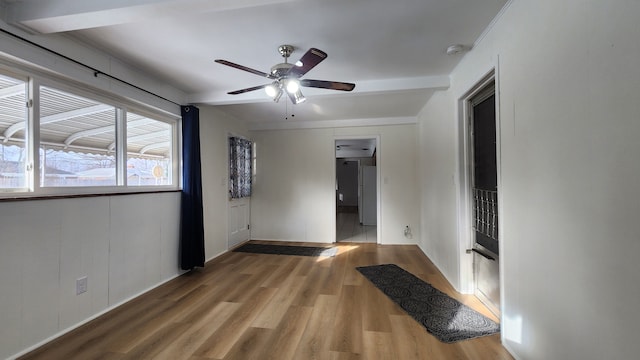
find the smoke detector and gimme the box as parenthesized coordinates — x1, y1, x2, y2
(446, 44, 470, 56)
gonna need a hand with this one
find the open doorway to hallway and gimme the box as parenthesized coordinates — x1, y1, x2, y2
(335, 138, 378, 243)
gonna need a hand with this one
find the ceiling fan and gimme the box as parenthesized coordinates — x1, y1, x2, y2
(215, 45, 355, 104)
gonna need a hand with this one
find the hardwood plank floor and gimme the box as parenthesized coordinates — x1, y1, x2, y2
(19, 241, 513, 360)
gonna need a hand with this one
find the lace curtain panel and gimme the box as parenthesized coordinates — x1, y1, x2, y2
(229, 137, 252, 198)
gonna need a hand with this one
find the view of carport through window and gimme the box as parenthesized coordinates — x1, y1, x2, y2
(0, 72, 174, 190)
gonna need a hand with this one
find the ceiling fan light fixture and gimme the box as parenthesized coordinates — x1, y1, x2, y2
(273, 88, 283, 102)
(216, 45, 355, 104)
(265, 81, 281, 97)
(286, 78, 300, 94)
(293, 90, 306, 104)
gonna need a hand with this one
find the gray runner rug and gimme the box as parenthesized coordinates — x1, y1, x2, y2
(233, 243, 337, 257)
(356, 263, 500, 343)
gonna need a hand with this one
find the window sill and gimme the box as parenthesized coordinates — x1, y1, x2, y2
(0, 189, 181, 202)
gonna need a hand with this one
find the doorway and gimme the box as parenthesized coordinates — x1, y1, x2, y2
(227, 135, 252, 249)
(335, 138, 378, 243)
(458, 71, 502, 317)
(469, 81, 500, 316)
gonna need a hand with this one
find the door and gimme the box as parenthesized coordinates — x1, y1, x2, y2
(470, 83, 500, 316)
(336, 160, 359, 213)
(227, 136, 252, 249)
(334, 137, 379, 243)
(229, 197, 250, 248)
(361, 166, 377, 226)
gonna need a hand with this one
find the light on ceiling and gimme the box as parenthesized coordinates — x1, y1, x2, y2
(265, 81, 279, 97)
(273, 88, 283, 102)
(295, 60, 303, 67)
(292, 90, 306, 104)
(264, 78, 305, 104)
(265, 81, 284, 102)
(286, 78, 300, 94)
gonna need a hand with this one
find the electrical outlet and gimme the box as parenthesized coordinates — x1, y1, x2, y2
(76, 276, 88, 295)
(404, 225, 412, 238)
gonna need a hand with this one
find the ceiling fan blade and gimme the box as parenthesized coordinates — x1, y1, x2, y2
(215, 59, 275, 79)
(300, 79, 355, 91)
(288, 48, 327, 77)
(227, 84, 269, 95)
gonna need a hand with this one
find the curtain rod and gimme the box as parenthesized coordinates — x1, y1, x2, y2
(0, 27, 182, 107)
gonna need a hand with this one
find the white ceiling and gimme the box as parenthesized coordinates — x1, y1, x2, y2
(3, 0, 508, 126)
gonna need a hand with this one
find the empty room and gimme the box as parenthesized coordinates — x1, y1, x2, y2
(1, 1, 639, 359)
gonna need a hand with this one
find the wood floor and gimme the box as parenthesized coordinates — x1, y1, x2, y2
(20, 241, 513, 360)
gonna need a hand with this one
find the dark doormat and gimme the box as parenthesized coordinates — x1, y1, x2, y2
(233, 243, 337, 257)
(356, 264, 500, 343)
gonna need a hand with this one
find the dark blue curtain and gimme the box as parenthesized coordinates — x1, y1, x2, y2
(180, 105, 205, 270)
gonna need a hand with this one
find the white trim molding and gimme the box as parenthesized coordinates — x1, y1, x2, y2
(248, 116, 417, 131)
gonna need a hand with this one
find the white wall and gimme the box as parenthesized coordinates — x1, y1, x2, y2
(417, 89, 460, 285)
(0, 105, 247, 359)
(0, 17, 249, 360)
(417, 0, 640, 359)
(199, 105, 250, 260)
(0, 193, 181, 359)
(250, 124, 419, 244)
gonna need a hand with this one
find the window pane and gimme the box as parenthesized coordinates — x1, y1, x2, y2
(39, 86, 116, 187)
(0, 74, 28, 189)
(229, 137, 252, 198)
(126, 113, 172, 186)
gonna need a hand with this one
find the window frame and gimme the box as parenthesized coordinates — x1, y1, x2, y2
(124, 107, 179, 188)
(0, 69, 30, 194)
(0, 62, 181, 199)
(228, 135, 253, 199)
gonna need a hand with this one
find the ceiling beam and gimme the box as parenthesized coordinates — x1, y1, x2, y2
(248, 116, 417, 131)
(5, 0, 298, 34)
(189, 75, 450, 105)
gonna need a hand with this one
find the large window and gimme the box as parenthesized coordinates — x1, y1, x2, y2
(126, 112, 172, 186)
(0, 68, 179, 196)
(40, 86, 117, 187)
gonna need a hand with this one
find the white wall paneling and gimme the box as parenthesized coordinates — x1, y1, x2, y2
(198, 106, 251, 260)
(250, 125, 418, 245)
(0, 193, 182, 359)
(417, 0, 640, 358)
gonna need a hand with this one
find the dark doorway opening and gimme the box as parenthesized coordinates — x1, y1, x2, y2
(470, 81, 500, 316)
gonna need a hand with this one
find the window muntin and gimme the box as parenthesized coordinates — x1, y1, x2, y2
(0, 73, 28, 190)
(126, 112, 172, 186)
(39, 86, 117, 187)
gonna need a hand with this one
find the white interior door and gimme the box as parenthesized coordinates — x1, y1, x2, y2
(228, 197, 250, 248)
